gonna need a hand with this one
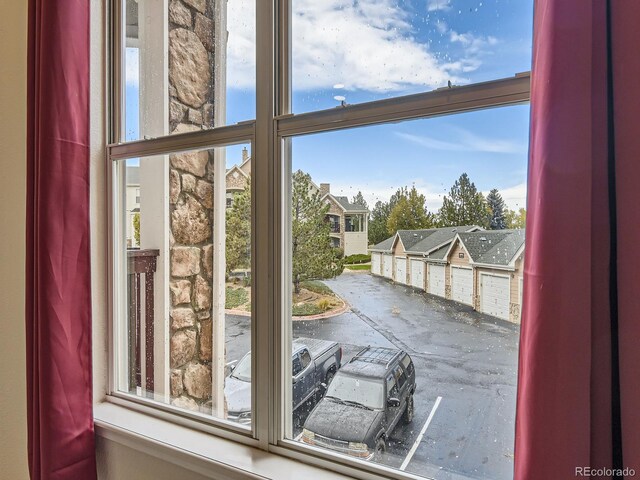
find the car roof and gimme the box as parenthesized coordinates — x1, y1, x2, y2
(338, 347, 405, 379)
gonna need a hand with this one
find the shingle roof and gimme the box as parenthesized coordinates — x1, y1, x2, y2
(369, 225, 479, 253)
(407, 225, 479, 254)
(425, 243, 450, 261)
(457, 229, 525, 266)
(370, 236, 395, 252)
(333, 196, 369, 212)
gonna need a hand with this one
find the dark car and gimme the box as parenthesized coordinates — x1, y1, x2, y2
(301, 346, 416, 460)
(225, 337, 342, 425)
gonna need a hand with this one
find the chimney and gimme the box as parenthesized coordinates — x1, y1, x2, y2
(242, 147, 249, 162)
(320, 183, 330, 196)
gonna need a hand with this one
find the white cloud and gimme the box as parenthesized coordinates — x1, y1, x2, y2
(395, 128, 526, 154)
(227, 0, 467, 92)
(427, 0, 452, 12)
(483, 183, 527, 211)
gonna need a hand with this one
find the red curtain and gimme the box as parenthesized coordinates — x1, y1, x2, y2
(26, 0, 96, 479)
(515, 1, 640, 478)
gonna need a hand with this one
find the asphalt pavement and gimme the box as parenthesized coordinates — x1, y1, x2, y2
(224, 271, 520, 480)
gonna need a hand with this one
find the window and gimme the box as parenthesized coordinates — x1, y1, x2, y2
(109, 1, 532, 478)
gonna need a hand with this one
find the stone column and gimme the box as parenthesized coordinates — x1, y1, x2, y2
(167, 0, 217, 412)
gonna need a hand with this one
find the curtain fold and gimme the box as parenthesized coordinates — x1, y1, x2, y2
(515, 1, 640, 478)
(26, 0, 96, 479)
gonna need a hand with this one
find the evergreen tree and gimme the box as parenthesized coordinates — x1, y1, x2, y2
(438, 173, 489, 228)
(386, 186, 435, 232)
(486, 188, 507, 230)
(351, 191, 369, 210)
(225, 180, 251, 273)
(292, 170, 342, 293)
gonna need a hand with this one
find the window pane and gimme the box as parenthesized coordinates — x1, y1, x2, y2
(115, 143, 253, 428)
(291, 0, 533, 113)
(123, 0, 255, 142)
(286, 106, 528, 478)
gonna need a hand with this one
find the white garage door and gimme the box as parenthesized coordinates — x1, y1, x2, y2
(451, 266, 473, 306)
(371, 253, 381, 275)
(481, 273, 510, 320)
(428, 264, 446, 297)
(395, 257, 407, 284)
(383, 255, 393, 279)
(410, 259, 425, 290)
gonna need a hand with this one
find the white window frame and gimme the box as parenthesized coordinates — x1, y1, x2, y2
(106, 0, 531, 478)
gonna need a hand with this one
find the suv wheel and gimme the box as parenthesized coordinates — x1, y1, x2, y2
(325, 370, 335, 387)
(403, 395, 414, 424)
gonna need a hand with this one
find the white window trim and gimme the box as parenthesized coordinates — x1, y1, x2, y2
(100, 1, 532, 479)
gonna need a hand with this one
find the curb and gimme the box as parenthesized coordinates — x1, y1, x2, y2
(224, 298, 351, 321)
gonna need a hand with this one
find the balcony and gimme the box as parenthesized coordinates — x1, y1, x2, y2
(127, 248, 159, 393)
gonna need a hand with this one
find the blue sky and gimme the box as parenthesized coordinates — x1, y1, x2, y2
(126, 0, 533, 211)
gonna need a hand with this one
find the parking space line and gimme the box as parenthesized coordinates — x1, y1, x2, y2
(400, 396, 442, 471)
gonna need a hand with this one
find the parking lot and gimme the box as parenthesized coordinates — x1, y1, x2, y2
(225, 272, 520, 479)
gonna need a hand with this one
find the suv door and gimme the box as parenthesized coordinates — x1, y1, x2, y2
(388, 365, 409, 430)
(385, 372, 402, 432)
(293, 349, 314, 409)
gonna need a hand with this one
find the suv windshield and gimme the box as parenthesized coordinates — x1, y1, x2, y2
(231, 352, 251, 382)
(326, 373, 384, 410)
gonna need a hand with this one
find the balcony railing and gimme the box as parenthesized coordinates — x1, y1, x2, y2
(127, 248, 159, 392)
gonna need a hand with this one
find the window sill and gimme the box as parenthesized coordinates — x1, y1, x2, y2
(94, 402, 353, 480)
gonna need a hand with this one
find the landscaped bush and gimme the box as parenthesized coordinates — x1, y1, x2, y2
(226, 286, 248, 309)
(344, 253, 371, 264)
(292, 303, 324, 316)
(299, 280, 333, 295)
(317, 298, 331, 311)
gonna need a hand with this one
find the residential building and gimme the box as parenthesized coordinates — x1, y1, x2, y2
(125, 166, 140, 248)
(370, 227, 525, 323)
(318, 183, 369, 256)
(225, 155, 370, 256)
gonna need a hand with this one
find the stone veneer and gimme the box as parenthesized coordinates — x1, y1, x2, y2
(167, 0, 216, 413)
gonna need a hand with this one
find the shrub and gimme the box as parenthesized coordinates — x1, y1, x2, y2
(344, 253, 371, 264)
(299, 280, 333, 295)
(226, 286, 248, 309)
(317, 299, 331, 311)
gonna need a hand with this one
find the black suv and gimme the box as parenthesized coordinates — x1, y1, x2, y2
(301, 347, 416, 460)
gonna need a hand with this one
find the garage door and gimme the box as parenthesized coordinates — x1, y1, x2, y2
(410, 259, 425, 290)
(371, 253, 381, 275)
(451, 266, 473, 306)
(428, 264, 445, 297)
(481, 273, 510, 320)
(395, 257, 407, 284)
(383, 255, 393, 279)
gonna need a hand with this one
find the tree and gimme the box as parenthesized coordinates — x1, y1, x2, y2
(368, 187, 408, 245)
(486, 188, 507, 230)
(292, 170, 342, 294)
(132, 212, 140, 246)
(386, 186, 435, 232)
(505, 207, 527, 229)
(226, 180, 251, 273)
(351, 191, 368, 210)
(438, 173, 490, 228)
